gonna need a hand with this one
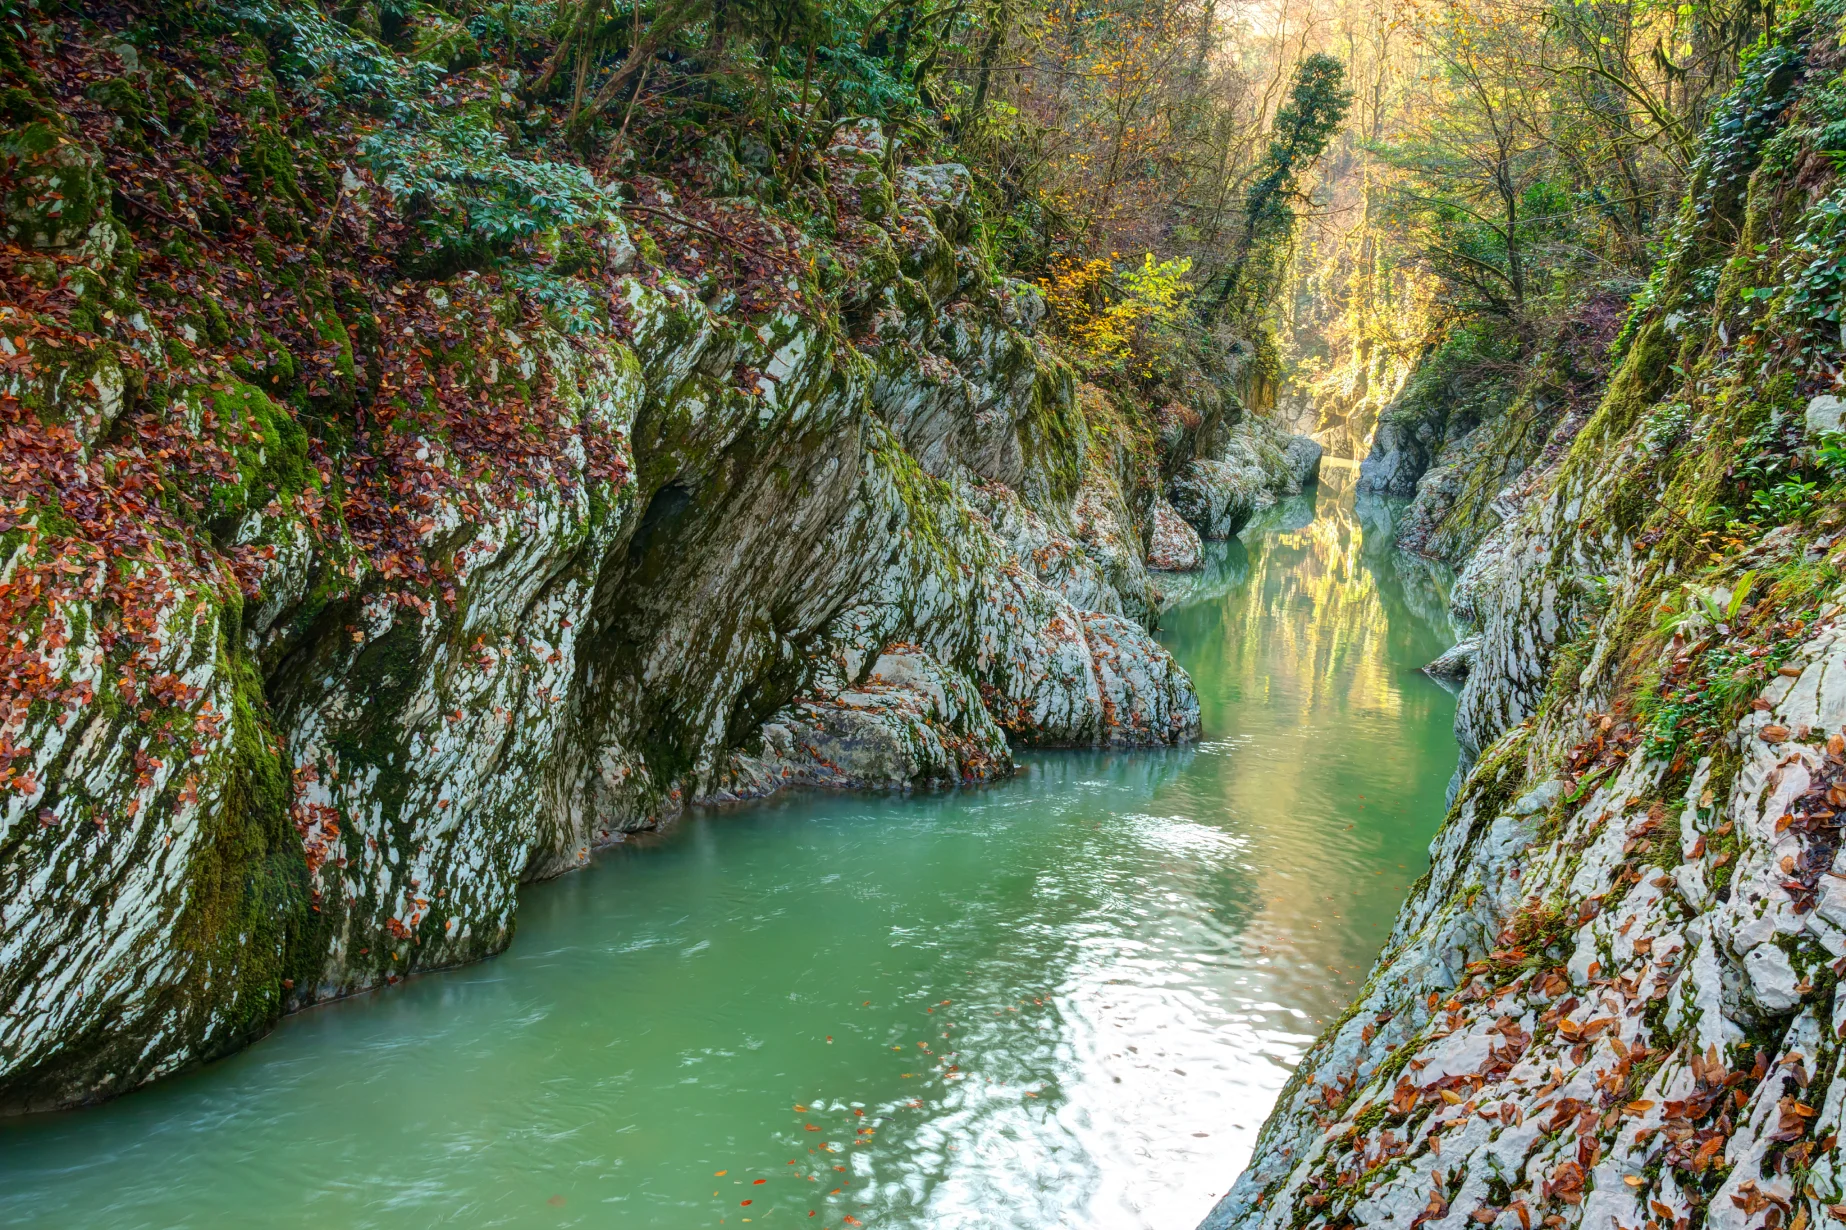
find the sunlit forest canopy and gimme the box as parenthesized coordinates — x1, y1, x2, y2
(1271, 0, 1788, 454)
(18, 0, 1793, 457)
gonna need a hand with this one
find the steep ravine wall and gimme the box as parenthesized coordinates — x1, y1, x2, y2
(1209, 6, 1846, 1227)
(0, 5, 1319, 1113)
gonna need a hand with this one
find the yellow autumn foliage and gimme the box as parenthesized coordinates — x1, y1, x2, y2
(1039, 253, 1194, 376)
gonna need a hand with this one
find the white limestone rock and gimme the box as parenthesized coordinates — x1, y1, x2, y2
(1147, 498, 1204, 571)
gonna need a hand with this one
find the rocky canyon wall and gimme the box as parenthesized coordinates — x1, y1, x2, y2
(0, 3, 1322, 1112)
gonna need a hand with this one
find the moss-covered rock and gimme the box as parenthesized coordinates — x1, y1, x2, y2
(0, 8, 1208, 1111)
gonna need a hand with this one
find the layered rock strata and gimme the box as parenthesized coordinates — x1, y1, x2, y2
(0, 7, 1254, 1111)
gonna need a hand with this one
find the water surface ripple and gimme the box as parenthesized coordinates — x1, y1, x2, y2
(0, 462, 1457, 1229)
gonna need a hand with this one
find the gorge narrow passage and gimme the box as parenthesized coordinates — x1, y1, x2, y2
(0, 465, 1457, 1230)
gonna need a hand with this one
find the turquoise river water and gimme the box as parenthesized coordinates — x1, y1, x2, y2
(0, 461, 1460, 1230)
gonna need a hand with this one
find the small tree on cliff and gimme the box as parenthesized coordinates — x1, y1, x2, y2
(1208, 53, 1353, 324)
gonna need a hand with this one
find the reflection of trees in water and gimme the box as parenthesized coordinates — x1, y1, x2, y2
(846, 467, 1463, 1230)
(1241, 486, 1408, 722)
(1354, 512, 1455, 648)
(1163, 466, 1456, 724)
(1347, 481, 1454, 643)
(1161, 465, 1452, 660)
(1155, 538, 1254, 612)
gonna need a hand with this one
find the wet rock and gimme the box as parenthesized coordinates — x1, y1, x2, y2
(1204, 40, 1846, 1230)
(1171, 457, 1263, 538)
(1356, 405, 1441, 497)
(0, 119, 1204, 1111)
(1808, 393, 1846, 435)
(1170, 417, 1313, 539)
(1071, 466, 1159, 621)
(1082, 611, 1202, 745)
(963, 481, 1125, 616)
(1281, 433, 1324, 490)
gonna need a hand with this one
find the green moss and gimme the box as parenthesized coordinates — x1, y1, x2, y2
(174, 643, 324, 1044)
(1351, 1100, 1391, 1133)
(407, 4, 481, 72)
(197, 379, 313, 533)
(85, 76, 150, 130)
(0, 120, 108, 251)
(1460, 724, 1532, 825)
(317, 301, 357, 382)
(239, 124, 309, 237)
(631, 224, 664, 267)
(855, 168, 893, 222)
(874, 428, 983, 572)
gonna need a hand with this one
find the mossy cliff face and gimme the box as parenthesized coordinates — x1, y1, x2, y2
(1356, 312, 1616, 573)
(0, 7, 1205, 1111)
(1208, 8, 1846, 1227)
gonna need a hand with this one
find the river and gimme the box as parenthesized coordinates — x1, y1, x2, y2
(0, 461, 1458, 1230)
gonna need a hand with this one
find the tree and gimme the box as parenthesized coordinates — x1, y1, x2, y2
(1209, 52, 1353, 321)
